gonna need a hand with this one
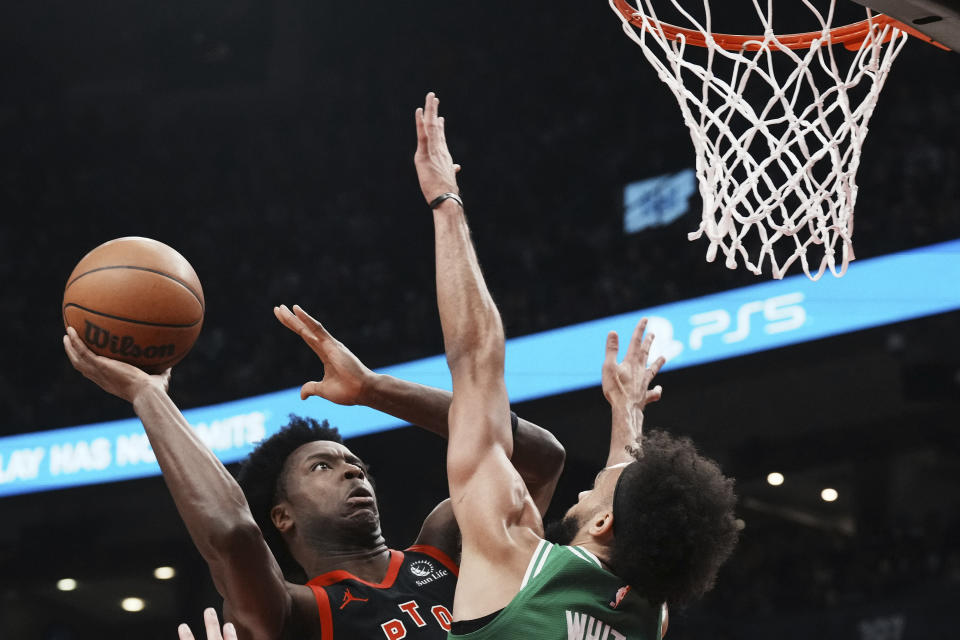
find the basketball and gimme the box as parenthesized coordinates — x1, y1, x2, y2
(62, 237, 205, 373)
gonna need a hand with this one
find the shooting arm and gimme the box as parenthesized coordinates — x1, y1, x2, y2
(63, 327, 292, 640)
(132, 386, 292, 639)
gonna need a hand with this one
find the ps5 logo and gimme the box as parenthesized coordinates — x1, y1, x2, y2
(689, 292, 806, 349)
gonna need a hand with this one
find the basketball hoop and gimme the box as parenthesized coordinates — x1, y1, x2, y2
(609, 1, 923, 279)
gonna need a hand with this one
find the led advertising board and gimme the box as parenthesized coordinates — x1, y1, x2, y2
(2, 238, 959, 497)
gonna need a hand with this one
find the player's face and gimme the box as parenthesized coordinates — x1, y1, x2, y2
(546, 464, 627, 545)
(564, 463, 627, 525)
(281, 440, 381, 536)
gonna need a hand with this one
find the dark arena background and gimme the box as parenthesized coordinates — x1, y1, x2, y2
(2, 1, 959, 638)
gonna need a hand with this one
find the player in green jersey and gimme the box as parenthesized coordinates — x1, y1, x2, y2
(413, 91, 739, 639)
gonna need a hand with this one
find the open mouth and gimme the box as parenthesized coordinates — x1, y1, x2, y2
(346, 487, 375, 508)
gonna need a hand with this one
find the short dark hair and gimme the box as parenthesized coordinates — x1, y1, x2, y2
(610, 430, 738, 607)
(236, 415, 343, 580)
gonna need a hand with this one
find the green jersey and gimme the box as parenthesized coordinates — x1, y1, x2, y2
(449, 540, 665, 640)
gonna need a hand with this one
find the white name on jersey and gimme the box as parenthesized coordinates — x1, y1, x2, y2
(565, 610, 626, 640)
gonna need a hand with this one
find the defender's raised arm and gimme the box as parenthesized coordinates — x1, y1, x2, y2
(416, 92, 544, 622)
(601, 319, 665, 467)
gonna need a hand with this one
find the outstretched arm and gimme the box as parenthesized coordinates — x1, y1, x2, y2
(601, 318, 665, 466)
(416, 92, 542, 620)
(273, 304, 564, 516)
(64, 329, 303, 640)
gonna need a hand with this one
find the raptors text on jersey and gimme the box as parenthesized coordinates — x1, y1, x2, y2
(308, 545, 458, 639)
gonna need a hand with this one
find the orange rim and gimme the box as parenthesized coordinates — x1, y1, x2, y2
(611, 0, 950, 51)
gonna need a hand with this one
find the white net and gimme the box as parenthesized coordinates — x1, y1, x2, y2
(609, 0, 910, 279)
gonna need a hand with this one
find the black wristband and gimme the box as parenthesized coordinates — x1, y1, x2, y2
(429, 192, 463, 209)
(510, 411, 519, 437)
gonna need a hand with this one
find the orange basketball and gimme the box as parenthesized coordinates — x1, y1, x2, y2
(63, 237, 205, 373)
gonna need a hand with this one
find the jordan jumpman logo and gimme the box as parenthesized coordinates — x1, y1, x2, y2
(340, 588, 370, 610)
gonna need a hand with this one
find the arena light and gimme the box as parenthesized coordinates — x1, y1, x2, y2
(153, 566, 176, 580)
(121, 597, 146, 612)
(766, 472, 785, 486)
(821, 488, 839, 502)
(56, 578, 77, 592)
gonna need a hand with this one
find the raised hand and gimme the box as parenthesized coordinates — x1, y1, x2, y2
(601, 318, 665, 466)
(177, 608, 238, 640)
(63, 326, 170, 403)
(602, 317, 665, 414)
(414, 91, 461, 204)
(274, 304, 375, 404)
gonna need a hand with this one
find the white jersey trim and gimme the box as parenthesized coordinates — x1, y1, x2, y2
(570, 545, 603, 568)
(520, 539, 549, 589)
(533, 542, 553, 579)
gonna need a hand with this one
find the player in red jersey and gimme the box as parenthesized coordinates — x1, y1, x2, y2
(64, 305, 564, 639)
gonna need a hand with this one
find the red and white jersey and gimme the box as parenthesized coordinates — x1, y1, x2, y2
(307, 545, 458, 640)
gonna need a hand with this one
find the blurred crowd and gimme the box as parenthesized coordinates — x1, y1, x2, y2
(711, 512, 960, 616)
(3, 57, 956, 432)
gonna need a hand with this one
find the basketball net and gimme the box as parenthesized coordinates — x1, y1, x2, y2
(609, 0, 911, 279)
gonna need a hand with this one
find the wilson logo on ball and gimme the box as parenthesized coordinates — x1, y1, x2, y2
(84, 320, 176, 361)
